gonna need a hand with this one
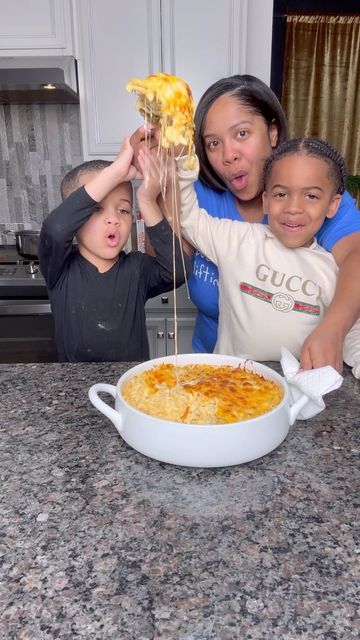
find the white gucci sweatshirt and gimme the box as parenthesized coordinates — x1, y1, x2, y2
(177, 158, 360, 378)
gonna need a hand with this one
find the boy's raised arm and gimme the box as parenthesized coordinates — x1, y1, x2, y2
(85, 137, 141, 202)
(39, 187, 97, 288)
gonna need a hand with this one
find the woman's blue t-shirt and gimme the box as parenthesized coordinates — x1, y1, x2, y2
(189, 181, 360, 353)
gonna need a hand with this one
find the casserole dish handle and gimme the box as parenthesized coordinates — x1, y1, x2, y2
(288, 394, 310, 425)
(88, 384, 124, 434)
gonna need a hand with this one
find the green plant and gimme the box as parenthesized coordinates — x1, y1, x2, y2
(347, 175, 360, 206)
(347, 174, 360, 193)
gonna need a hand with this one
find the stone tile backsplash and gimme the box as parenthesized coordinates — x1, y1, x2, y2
(0, 103, 83, 244)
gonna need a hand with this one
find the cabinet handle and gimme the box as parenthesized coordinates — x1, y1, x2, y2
(168, 332, 175, 340)
(157, 331, 165, 339)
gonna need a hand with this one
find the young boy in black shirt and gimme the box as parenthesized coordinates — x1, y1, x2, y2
(39, 138, 190, 362)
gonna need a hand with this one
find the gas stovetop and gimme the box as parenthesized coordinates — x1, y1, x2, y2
(0, 246, 46, 296)
(0, 263, 44, 286)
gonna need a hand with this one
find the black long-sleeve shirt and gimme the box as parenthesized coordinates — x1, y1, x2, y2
(39, 186, 190, 362)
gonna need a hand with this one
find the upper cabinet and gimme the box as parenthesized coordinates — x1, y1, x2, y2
(0, 0, 75, 55)
(74, 0, 249, 159)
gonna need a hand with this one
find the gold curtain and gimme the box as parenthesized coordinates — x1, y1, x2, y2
(282, 14, 360, 177)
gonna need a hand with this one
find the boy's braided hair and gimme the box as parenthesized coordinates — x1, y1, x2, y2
(263, 138, 347, 195)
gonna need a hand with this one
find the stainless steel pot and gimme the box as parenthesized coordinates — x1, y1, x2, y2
(88, 353, 311, 468)
(15, 230, 40, 259)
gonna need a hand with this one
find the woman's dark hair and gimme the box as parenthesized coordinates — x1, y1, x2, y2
(262, 138, 347, 195)
(194, 74, 288, 191)
(61, 159, 112, 199)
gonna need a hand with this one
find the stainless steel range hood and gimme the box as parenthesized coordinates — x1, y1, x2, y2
(0, 56, 79, 104)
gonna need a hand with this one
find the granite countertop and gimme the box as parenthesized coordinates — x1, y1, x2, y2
(1, 362, 359, 639)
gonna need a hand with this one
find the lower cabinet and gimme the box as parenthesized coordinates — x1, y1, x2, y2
(146, 314, 196, 359)
(145, 285, 196, 359)
(0, 309, 57, 363)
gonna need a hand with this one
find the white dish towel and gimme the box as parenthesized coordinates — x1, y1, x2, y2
(280, 347, 344, 420)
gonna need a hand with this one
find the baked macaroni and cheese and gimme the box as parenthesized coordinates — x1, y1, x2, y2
(126, 72, 196, 168)
(122, 363, 283, 425)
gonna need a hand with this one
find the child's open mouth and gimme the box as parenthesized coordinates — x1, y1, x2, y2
(106, 231, 120, 247)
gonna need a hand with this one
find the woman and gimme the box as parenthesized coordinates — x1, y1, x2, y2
(131, 74, 360, 372)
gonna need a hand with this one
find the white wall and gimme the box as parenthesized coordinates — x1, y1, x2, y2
(246, 0, 273, 83)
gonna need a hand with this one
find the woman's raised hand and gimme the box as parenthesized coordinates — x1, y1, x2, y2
(114, 137, 143, 182)
(129, 124, 160, 173)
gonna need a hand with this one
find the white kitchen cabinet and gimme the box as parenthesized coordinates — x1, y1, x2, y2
(74, 0, 248, 159)
(0, 0, 75, 55)
(146, 284, 196, 359)
(166, 316, 196, 356)
(146, 316, 168, 358)
(146, 315, 196, 359)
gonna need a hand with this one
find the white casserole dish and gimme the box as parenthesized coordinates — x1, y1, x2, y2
(88, 353, 310, 468)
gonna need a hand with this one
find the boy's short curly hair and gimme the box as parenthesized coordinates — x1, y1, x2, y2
(262, 138, 347, 195)
(60, 159, 112, 200)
